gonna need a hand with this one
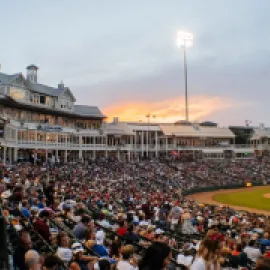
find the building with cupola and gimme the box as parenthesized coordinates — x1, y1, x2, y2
(0, 65, 265, 164)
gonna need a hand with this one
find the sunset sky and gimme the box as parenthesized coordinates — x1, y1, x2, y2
(1, 0, 270, 125)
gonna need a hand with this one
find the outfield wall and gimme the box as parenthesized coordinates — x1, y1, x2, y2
(183, 182, 264, 196)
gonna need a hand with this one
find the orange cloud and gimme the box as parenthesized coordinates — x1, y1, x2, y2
(103, 95, 239, 123)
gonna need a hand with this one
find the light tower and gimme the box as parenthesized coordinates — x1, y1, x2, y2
(177, 31, 193, 122)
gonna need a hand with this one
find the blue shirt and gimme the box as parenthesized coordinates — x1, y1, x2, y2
(21, 207, 31, 218)
(92, 244, 109, 257)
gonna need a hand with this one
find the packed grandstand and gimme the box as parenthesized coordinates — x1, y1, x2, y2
(0, 158, 270, 270)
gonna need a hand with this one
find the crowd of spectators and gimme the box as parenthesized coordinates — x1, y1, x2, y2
(0, 157, 270, 269)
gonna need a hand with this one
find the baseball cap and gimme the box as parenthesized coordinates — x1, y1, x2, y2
(71, 243, 84, 254)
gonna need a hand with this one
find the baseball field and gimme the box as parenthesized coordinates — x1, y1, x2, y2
(187, 186, 270, 215)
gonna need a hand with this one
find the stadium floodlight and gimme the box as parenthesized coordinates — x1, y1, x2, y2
(177, 31, 193, 48)
(177, 31, 193, 122)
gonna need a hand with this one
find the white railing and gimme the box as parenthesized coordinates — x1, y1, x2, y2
(14, 140, 257, 151)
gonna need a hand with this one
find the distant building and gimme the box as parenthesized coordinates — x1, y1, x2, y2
(0, 65, 266, 163)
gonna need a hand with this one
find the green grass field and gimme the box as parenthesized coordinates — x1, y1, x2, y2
(213, 186, 270, 211)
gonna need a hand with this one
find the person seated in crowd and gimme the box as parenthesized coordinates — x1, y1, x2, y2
(73, 215, 91, 240)
(24, 250, 41, 270)
(138, 242, 172, 270)
(14, 230, 33, 270)
(92, 230, 109, 257)
(33, 210, 51, 243)
(177, 243, 194, 268)
(117, 245, 138, 270)
(69, 242, 98, 270)
(260, 233, 270, 254)
(243, 239, 262, 263)
(229, 243, 248, 269)
(43, 254, 62, 270)
(255, 257, 270, 270)
(93, 259, 111, 270)
(125, 225, 140, 244)
(56, 232, 73, 264)
(116, 220, 128, 237)
(20, 199, 31, 218)
(190, 233, 222, 270)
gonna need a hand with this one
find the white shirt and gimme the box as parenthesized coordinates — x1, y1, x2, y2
(116, 260, 138, 270)
(56, 247, 73, 263)
(190, 257, 218, 270)
(177, 254, 193, 267)
(243, 246, 262, 262)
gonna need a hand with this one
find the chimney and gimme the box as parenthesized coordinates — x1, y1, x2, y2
(26, 65, 39, 83)
(58, 81, 65, 90)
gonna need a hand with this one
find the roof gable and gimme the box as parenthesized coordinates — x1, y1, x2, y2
(0, 72, 23, 85)
(74, 105, 105, 118)
(59, 88, 76, 102)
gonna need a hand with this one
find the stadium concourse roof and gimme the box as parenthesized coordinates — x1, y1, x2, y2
(122, 121, 235, 138)
(159, 125, 235, 138)
(251, 128, 270, 140)
(104, 122, 135, 136)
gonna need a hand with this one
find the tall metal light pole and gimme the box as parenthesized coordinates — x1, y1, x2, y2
(177, 31, 193, 122)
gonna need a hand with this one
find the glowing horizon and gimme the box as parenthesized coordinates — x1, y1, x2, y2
(103, 95, 240, 123)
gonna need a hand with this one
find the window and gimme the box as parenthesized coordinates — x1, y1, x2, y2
(40, 96, 45, 104)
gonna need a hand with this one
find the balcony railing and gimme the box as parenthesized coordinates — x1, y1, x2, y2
(14, 139, 256, 151)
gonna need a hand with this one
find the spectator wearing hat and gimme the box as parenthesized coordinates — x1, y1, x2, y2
(70, 242, 97, 270)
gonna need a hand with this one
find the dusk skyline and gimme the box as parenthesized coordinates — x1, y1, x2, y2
(1, 0, 270, 126)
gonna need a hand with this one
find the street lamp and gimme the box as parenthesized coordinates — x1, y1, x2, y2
(146, 114, 156, 158)
(177, 31, 193, 122)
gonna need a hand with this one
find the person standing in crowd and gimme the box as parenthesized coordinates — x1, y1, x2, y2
(168, 202, 182, 231)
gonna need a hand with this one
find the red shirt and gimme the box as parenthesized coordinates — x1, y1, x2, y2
(116, 227, 127, 237)
(33, 218, 50, 242)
